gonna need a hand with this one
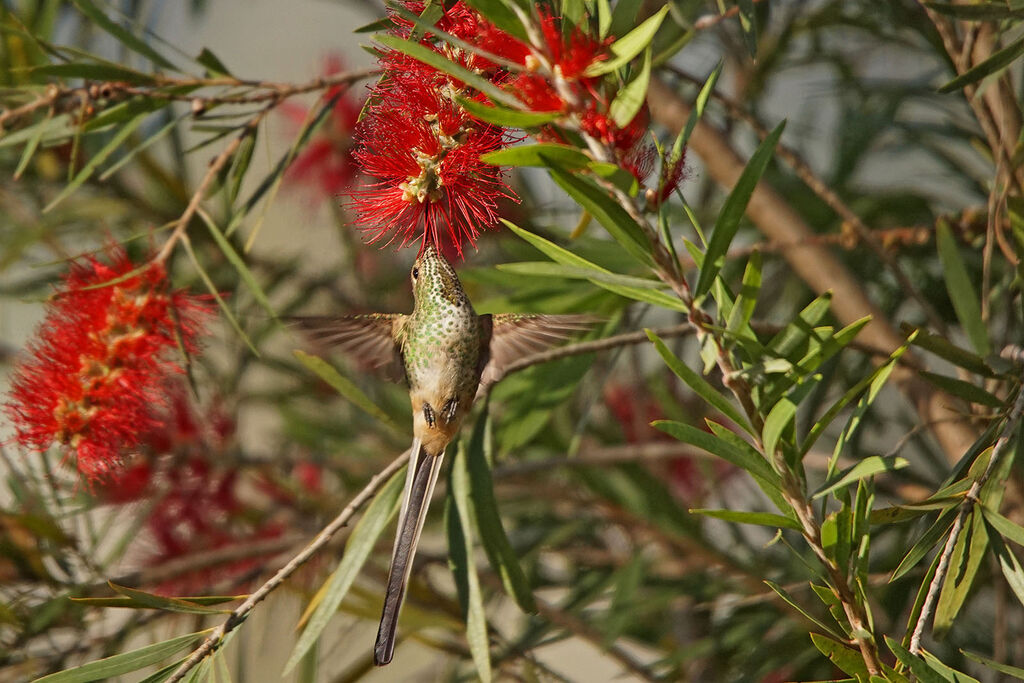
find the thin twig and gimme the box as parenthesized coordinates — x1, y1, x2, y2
(164, 449, 410, 683)
(152, 111, 264, 264)
(909, 355, 1024, 653)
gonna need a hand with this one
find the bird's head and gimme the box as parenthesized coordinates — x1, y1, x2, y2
(410, 243, 466, 308)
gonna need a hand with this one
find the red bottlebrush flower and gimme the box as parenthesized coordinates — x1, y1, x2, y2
(283, 56, 364, 198)
(349, 73, 516, 258)
(4, 249, 212, 485)
(653, 147, 688, 206)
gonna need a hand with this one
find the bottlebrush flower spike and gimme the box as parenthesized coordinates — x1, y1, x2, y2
(349, 70, 516, 258)
(4, 249, 213, 485)
(282, 55, 364, 198)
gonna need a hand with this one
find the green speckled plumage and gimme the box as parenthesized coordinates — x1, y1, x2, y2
(288, 244, 595, 667)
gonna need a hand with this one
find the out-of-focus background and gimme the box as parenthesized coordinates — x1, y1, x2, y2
(2, 1, 1022, 681)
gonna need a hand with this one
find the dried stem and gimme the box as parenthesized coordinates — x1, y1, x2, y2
(908, 352, 1024, 653)
(164, 449, 410, 683)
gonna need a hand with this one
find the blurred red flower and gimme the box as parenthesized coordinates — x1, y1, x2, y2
(282, 56, 364, 198)
(4, 248, 212, 485)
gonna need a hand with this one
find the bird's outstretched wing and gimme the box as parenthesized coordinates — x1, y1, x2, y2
(288, 314, 406, 382)
(480, 313, 598, 386)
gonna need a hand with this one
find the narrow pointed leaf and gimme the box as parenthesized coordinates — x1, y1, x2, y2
(812, 456, 909, 500)
(653, 420, 777, 484)
(647, 330, 751, 433)
(283, 470, 404, 674)
(764, 581, 847, 641)
(585, 6, 668, 76)
(466, 409, 536, 612)
(293, 351, 399, 432)
(936, 221, 989, 355)
(608, 47, 651, 128)
(34, 629, 211, 682)
(695, 121, 785, 298)
(810, 633, 869, 679)
(886, 637, 947, 683)
(449, 439, 493, 683)
(70, 0, 177, 69)
(456, 96, 561, 127)
(961, 650, 1024, 678)
(547, 167, 653, 267)
(375, 34, 520, 108)
(503, 220, 686, 311)
(939, 34, 1024, 92)
(481, 143, 591, 168)
(43, 113, 148, 212)
(689, 508, 801, 530)
(918, 371, 1003, 408)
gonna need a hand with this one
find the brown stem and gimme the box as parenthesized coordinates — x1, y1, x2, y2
(164, 450, 410, 683)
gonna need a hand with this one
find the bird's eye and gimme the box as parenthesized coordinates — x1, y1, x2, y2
(412, 267, 419, 280)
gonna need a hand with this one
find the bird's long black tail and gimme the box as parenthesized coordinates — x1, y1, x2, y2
(374, 439, 445, 666)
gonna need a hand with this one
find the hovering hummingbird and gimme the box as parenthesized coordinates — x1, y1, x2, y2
(291, 244, 594, 666)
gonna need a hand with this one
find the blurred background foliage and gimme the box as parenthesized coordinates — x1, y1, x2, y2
(1, 0, 1024, 681)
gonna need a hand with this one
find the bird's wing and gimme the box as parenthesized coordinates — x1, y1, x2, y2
(479, 313, 598, 386)
(288, 314, 406, 382)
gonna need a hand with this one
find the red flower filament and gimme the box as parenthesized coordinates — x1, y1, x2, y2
(4, 250, 212, 484)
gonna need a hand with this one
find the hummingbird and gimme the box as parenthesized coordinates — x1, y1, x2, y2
(291, 244, 594, 666)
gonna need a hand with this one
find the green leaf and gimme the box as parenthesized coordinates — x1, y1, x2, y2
(903, 325, 997, 377)
(653, 420, 778, 485)
(762, 395, 797, 467)
(737, 0, 758, 57)
(196, 47, 232, 76)
(293, 351, 399, 432)
(925, 2, 1024, 20)
(596, 0, 612, 38)
(585, 6, 668, 76)
(764, 581, 847, 641)
(13, 115, 48, 180)
(283, 470, 405, 674)
(34, 629, 211, 683)
(918, 371, 1003, 408)
(608, 47, 651, 128)
(196, 209, 275, 323)
(939, 33, 1024, 93)
(810, 633, 869, 679)
(801, 330, 913, 458)
(886, 637, 948, 683)
(672, 62, 722, 159)
(934, 508, 988, 637)
(457, 96, 561, 128)
(936, 221, 989, 355)
(695, 121, 785, 299)
(70, 0, 177, 69)
(983, 519, 1024, 610)
(481, 142, 591, 168)
(727, 249, 761, 336)
(813, 456, 909, 500)
(961, 650, 1024, 678)
(181, 236, 259, 355)
(460, 0, 529, 42)
(891, 509, 956, 581)
(43, 112, 148, 212)
(466, 408, 536, 612)
(375, 34, 521, 108)
(918, 651, 980, 683)
(99, 112, 188, 180)
(547, 166, 652, 267)
(497, 261, 663, 289)
(981, 505, 1024, 547)
(705, 421, 790, 512)
(689, 508, 801, 530)
(502, 220, 687, 311)
(71, 594, 241, 609)
(448, 439, 493, 683)
(101, 584, 231, 614)
(28, 61, 156, 84)
(647, 330, 752, 433)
